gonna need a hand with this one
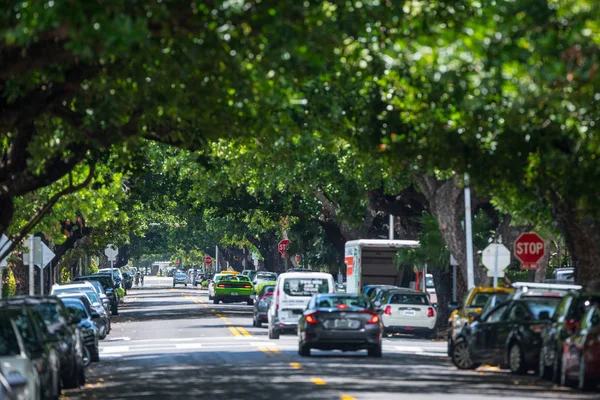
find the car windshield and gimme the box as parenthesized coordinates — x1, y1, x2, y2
(388, 293, 429, 305)
(218, 275, 251, 283)
(470, 293, 492, 308)
(175, 273, 186, 278)
(283, 278, 330, 296)
(523, 296, 562, 319)
(63, 301, 89, 320)
(256, 273, 277, 281)
(55, 287, 100, 305)
(315, 296, 369, 309)
(0, 315, 20, 356)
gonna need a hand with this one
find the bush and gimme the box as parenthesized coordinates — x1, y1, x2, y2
(1, 268, 17, 298)
(201, 281, 208, 289)
(116, 287, 125, 298)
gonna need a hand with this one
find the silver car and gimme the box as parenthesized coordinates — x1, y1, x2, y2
(173, 272, 188, 287)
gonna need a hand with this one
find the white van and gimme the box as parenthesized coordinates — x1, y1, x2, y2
(267, 272, 335, 339)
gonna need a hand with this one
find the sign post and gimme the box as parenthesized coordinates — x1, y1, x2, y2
(482, 242, 511, 287)
(514, 233, 545, 271)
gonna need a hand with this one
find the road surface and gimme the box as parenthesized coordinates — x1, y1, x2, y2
(62, 277, 597, 399)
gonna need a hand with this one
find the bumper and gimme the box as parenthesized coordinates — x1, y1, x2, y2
(215, 293, 251, 302)
(256, 311, 268, 322)
(303, 327, 381, 350)
(384, 326, 435, 336)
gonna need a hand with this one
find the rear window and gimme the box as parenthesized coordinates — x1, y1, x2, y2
(218, 275, 251, 283)
(315, 296, 369, 309)
(523, 297, 562, 319)
(388, 293, 429, 305)
(470, 293, 491, 308)
(283, 278, 329, 296)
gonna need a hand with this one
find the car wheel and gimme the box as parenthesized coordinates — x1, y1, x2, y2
(81, 346, 91, 367)
(452, 338, 479, 370)
(213, 297, 220, 304)
(269, 326, 280, 340)
(509, 342, 526, 374)
(426, 330, 437, 340)
(256, 319, 262, 328)
(578, 354, 593, 391)
(539, 345, 551, 380)
(90, 345, 100, 363)
(247, 299, 254, 306)
(368, 342, 383, 358)
(78, 366, 86, 386)
(185, 284, 187, 287)
(62, 360, 80, 389)
(299, 342, 311, 357)
(447, 336, 454, 357)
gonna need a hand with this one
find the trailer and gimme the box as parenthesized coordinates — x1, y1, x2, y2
(345, 239, 420, 293)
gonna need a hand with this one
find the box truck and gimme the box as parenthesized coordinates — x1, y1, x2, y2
(345, 239, 420, 294)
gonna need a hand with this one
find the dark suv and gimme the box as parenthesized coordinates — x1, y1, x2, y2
(73, 274, 119, 315)
(538, 291, 600, 382)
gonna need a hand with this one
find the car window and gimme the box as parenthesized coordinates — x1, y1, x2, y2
(522, 297, 562, 319)
(283, 278, 330, 296)
(485, 304, 508, 323)
(0, 316, 20, 356)
(259, 286, 275, 297)
(388, 293, 428, 305)
(470, 293, 491, 308)
(219, 275, 251, 283)
(63, 301, 89, 320)
(508, 303, 531, 321)
(315, 296, 369, 309)
(34, 303, 62, 326)
(12, 311, 40, 349)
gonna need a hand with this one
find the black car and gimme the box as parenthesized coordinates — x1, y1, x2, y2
(72, 275, 119, 315)
(7, 297, 86, 389)
(452, 296, 561, 374)
(60, 297, 101, 362)
(297, 293, 383, 357)
(0, 305, 62, 400)
(538, 291, 600, 382)
(253, 284, 275, 327)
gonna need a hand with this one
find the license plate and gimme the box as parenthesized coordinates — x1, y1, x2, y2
(231, 292, 238, 296)
(333, 319, 359, 329)
(404, 310, 416, 317)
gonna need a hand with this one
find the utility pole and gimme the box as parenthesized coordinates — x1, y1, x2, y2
(464, 173, 475, 290)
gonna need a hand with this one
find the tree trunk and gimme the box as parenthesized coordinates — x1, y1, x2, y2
(551, 199, 600, 291)
(430, 266, 453, 330)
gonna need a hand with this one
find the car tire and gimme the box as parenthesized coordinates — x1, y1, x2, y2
(78, 366, 86, 386)
(90, 346, 100, 363)
(447, 336, 454, 357)
(256, 319, 262, 328)
(213, 297, 220, 304)
(539, 345, 552, 380)
(368, 342, 383, 358)
(452, 338, 479, 370)
(247, 299, 254, 306)
(269, 326, 280, 340)
(185, 284, 187, 287)
(426, 330, 437, 340)
(299, 342, 311, 357)
(508, 342, 527, 375)
(111, 302, 118, 316)
(578, 354, 593, 391)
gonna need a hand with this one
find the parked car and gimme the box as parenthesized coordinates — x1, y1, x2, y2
(553, 268, 575, 283)
(72, 275, 119, 315)
(60, 297, 101, 363)
(0, 311, 41, 400)
(241, 269, 258, 282)
(362, 285, 399, 303)
(268, 272, 335, 339)
(11, 297, 86, 389)
(83, 279, 111, 313)
(452, 295, 561, 374)
(253, 283, 276, 327)
(539, 291, 600, 382)
(173, 272, 188, 287)
(96, 268, 124, 288)
(447, 286, 514, 356)
(560, 304, 600, 390)
(56, 292, 109, 340)
(297, 293, 383, 357)
(377, 289, 437, 339)
(51, 283, 110, 339)
(0, 304, 61, 399)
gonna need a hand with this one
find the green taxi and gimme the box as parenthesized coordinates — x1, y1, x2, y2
(213, 274, 254, 305)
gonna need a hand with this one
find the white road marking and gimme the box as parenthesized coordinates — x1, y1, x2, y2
(175, 343, 203, 349)
(102, 346, 130, 354)
(393, 346, 424, 353)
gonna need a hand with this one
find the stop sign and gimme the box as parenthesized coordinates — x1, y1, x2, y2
(278, 239, 291, 255)
(514, 232, 545, 269)
(204, 256, 213, 265)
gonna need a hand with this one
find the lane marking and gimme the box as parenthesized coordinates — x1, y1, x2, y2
(175, 343, 203, 350)
(340, 396, 356, 400)
(290, 362, 302, 369)
(311, 378, 327, 386)
(269, 348, 282, 355)
(257, 347, 275, 357)
(228, 327, 241, 337)
(237, 327, 252, 337)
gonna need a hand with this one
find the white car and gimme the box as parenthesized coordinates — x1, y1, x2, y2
(0, 315, 41, 400)
(208, 274, 226, 299)
(378, 289, 437, 339)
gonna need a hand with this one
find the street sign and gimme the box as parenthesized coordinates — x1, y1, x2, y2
(104, 244, 119, 261)
(40, 242, 55, 268)
(482, 243, 511, 282)
(0, 234, 12, 267)
(278, 239, 291, 255)
(205, 256, 213, 265)
(514, 232, 545, 270)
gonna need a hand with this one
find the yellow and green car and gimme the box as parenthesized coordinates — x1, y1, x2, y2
(213, 274, 254, 305)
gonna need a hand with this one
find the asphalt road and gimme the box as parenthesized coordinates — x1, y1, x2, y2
(61, 277, 598, 400)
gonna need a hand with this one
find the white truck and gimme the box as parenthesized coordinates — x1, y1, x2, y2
(344, 239, 420, 294)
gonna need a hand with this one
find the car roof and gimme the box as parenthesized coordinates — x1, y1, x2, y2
(277, 272, 332, 279)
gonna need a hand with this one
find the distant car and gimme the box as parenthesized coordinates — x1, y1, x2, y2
(72, 274, 119, 315)
(213, 274, 254, 305)
(553, 268, 575, 283)
(378, 289, 437, 339)
(252, 272, 277, 285)
(241, 270, 258, 282)
(83, 279, 111, 312)
(539, 291, 600, 383)
(452, 296, 561, 373)
(425, 274, 437, 305)
(97, 268, 124, 286)
(173, 272, 188, 287)
(561, 304, 600, 390)
(61, 297, 101, 362)
(363, 285, 400, 305)
(0, 311, 41, 400)
(297, 293, 383, 357)
(253, 283, 276, 327)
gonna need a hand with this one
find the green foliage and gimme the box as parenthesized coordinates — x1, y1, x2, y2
(1, 268, 17, 298)
(116, 287, 125, 298)
(201, 281, 208, 289)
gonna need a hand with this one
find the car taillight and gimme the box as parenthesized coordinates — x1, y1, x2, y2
(305, 313, 318, 325)
(244, 285, 252, 288)
(337, 304, 348, 309)
(384, 305, 392, 316)
(530, 324, 547, 333)
(217, 284, 225, 288)
(260, 293, 273, 302)
(367, 313, 380, 324)
(427, 307, 435, 318)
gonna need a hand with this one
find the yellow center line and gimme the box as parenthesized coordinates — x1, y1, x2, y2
(225, 321, 232, 325)
(289, 362, 302, 369)
(236, 327, 252, 337)
(228, 327, 241, 337)
(340, 396, 356, 400)
(269, 348, 282, 354)
(216, 313, 222, 317)
(257, 347, 275, 357)
(311, 378, 327, 386)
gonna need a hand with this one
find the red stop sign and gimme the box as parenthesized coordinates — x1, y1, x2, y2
(205, 256, 213, 265)
(278, 239, 291, 254)
(514, 233, 545, 264)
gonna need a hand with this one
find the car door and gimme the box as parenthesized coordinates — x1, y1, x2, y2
(497, 302, 530, 364)
(472, 303, 509, 364)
